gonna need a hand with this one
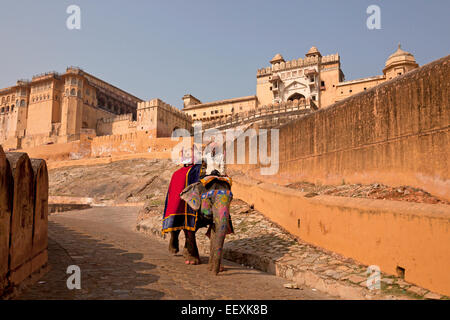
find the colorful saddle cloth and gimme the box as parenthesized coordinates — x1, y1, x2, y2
(162, 164, 202, 234)
(200, 175, 232, 188)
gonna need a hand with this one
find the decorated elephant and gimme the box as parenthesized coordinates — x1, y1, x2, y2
(168, 175, 233, 275)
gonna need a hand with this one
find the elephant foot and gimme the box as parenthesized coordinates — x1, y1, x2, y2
(183, 248, 201, 265)
(169, 245, 179, 254)
(184, 257, 200, 265)
(209, 263, 225, 273)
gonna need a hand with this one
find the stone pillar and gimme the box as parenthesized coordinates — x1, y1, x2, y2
(6, 152, 34, 285)
(30, 159, 48, 274)
(0, 146, 13, 295)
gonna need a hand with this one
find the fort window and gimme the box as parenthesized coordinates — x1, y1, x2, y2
(70, 89, 76, 96)
(1, 107, 4, 113)
(321, 81, 325, 87)
(11, 105, 14, 111)
(6, 106, 9, 112)
(288, 93, 305, 101)
(203, 112, 206, 116)
(20, 100, 25, 106)
(349, 89, 352, 93)
(77, 90, 81, 98)
(312, 95, 316, 101)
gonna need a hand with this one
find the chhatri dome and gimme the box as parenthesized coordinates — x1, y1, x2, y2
(383, 44, 418, 76)
(305, 46, 322, 57)
(270, 53, 285, 64)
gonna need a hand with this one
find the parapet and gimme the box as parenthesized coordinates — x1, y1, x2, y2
(98, 113, 133, 123)
(138, 98, 192, 122)
(257, 53, 339, 77)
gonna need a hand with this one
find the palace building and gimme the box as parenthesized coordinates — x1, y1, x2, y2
(182, 44, 419, 123)
(0, 67, 191, 149)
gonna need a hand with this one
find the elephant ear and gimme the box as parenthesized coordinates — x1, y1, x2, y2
(180, 182, 206, 211)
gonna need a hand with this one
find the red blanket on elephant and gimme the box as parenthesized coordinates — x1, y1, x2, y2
(162, 164, 201, 234)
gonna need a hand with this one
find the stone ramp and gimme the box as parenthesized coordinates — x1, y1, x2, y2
(137, 199, 445, 300)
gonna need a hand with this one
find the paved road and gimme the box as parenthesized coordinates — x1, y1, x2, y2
(17, 207, 331, 300)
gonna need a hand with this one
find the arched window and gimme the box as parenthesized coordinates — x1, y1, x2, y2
(70, 88, 76, 96)
(20, 99, 25, 107)
(1, 107, 4, 113)
(6, 106, 9, 112)
(11, 105, 14, 112)
(287, 93, 305, 101)
(77, 90, 81, 98)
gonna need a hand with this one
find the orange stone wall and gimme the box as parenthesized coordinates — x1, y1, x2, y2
(232, 176, 450, 296)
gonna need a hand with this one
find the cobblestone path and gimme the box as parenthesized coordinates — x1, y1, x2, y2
(16, 207, 331, 300)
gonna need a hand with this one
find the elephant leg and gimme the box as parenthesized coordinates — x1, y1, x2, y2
(183, 229, 201, 265)
(169, 230, 181, 254)
(211, 228, 226, 275)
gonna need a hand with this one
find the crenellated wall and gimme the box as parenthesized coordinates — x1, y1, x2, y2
(256, 53, 339, 77)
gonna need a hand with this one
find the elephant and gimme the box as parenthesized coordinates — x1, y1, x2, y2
(168, 176, 233, 275)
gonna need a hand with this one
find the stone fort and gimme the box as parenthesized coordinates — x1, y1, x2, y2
(0, 45, 419, 150)
(0, 67, 191, 150)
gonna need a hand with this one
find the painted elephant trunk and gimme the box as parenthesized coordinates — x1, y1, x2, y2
(210, 198, 232, 274)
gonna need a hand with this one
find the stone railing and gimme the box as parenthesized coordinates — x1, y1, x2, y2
(0, 146, 49, 298)
(202, 99, 318, 131)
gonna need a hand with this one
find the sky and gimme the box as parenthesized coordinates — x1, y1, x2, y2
(0, 0, 449, 109)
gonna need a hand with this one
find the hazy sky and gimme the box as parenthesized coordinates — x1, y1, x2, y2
(1, 0, 449, 108)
